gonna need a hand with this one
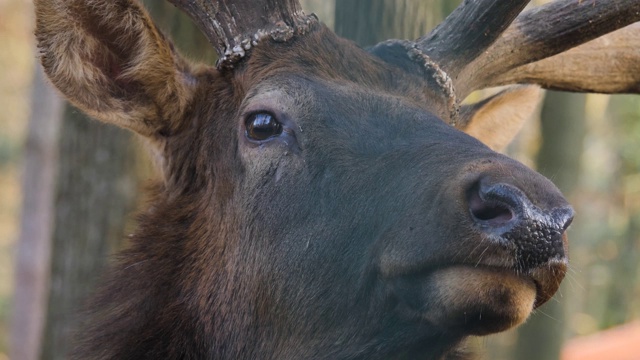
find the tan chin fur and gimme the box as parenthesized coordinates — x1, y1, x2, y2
(424, 266, 536, 335)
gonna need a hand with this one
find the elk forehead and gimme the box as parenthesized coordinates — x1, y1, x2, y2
(238, 25, 452, 120)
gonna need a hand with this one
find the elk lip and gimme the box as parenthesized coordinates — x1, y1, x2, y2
(443, 258, 567, 308)
(527, 258, 568, 306)
(392, 259, 566, 310)
(439, 259, 566, 307)
(392, 263, 539, 335)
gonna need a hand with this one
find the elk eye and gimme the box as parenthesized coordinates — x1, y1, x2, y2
(246, 113, 283, 141)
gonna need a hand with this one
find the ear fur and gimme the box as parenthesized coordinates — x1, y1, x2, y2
(35, 0, 197, 138)
(458, 86, 543, 152)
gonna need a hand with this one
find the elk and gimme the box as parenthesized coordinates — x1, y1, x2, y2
(34, 0, 640, 359)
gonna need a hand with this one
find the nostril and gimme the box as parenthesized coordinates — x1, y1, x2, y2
(465, 176, 572, 272)
(556, 206, 575, 232)
(471, 201, 513, 224)
(468, 183, 515, 226)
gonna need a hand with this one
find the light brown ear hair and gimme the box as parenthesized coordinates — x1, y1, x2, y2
(35, 0, 197, 138)
(458, 86, 543, 152)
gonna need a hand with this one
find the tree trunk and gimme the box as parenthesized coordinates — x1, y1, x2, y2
(513, 91, 586, 360)
(335, 0, 446, 47)
(300, 0, 335, 30)
(39, 107, 137, 360)
(600, 95, 640, 329)
(602, 215, 640, 327)
(143, 1, 217, 64)
(10, 63, 63, 360)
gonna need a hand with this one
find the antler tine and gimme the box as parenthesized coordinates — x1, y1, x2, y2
(487, 24, 640, 95)
(167, 0, 316, 68)
(416, 0, 530, 81)
(368, 0, 530, 125)
(460, 0, 640, 97)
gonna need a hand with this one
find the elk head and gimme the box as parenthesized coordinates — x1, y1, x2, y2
(34, 0, 640, 358)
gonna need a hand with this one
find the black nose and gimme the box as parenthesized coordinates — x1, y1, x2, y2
(468, 178, 574, 271)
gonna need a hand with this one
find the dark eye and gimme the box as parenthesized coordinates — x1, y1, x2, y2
(245, 113, 283, 141)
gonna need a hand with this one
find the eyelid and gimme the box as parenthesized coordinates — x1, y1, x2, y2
(242, 106, 296, 130)
(244, 110, 278, 123)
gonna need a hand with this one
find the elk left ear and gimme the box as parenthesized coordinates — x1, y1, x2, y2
(458, 86, 543, 152)
(35, 0, 197, 138)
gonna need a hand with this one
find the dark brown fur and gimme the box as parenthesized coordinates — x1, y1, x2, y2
(36, 1, 575, 359)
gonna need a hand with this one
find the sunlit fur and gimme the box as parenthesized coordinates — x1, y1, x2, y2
(35, 0, 197, 138)
(459, 86, 543, 152)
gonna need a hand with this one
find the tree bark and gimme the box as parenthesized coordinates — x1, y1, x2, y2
(39, 107, 136, 360)
(143, 1, 217, 63)
(334, 0, 445, 47)
(513, 91, 586, 360)
(11, 63, 63, 360)
(602, 216, 640, 327)
(299, 0, 335, 30)
(600, 95, 640, 329)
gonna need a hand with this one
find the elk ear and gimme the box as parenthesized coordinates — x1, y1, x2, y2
(35, 0, 197, 138)
(458, 86, 543, 152)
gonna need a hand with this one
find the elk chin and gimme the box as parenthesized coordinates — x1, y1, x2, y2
(396, 266, 536, 336)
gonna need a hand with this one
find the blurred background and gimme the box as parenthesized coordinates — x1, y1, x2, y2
(1, 0, 639, 359)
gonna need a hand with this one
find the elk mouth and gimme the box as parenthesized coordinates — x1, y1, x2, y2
(390, 260, 565, 336)
(387, 175, 572, 336)
(384, 227, 569, 335)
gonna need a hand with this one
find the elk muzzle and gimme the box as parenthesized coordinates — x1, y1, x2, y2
(385, 156, 573, 337)
(467, 175, 573, 305)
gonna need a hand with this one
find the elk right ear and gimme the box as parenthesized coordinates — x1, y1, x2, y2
(35, 0, 197, 138)
(458, 86, 543, 152)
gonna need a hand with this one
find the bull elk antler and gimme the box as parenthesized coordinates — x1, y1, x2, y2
(170, 0, 640, 125)
(408, 0, 640, 97)
(371, 0, 640, 124)
(453, 0, 640, 98)
(168, 0, 317, 68)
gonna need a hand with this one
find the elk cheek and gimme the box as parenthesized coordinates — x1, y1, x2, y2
(406, 266, 536, 335)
